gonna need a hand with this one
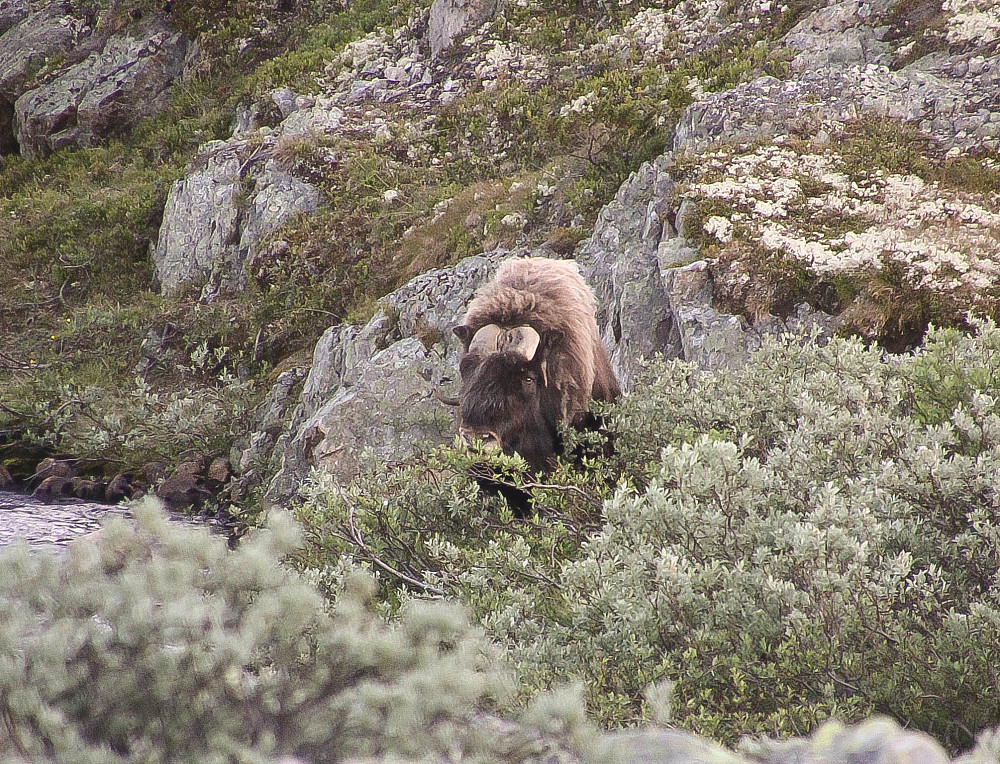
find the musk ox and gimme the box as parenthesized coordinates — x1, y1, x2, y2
(451, 256, 620, 471)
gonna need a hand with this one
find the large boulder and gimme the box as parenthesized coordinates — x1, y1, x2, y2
(152, 139, 248, 296)
(153, 147, 324, 298)
(0, 3, 97, 154)
(14, 20, 187, 159)
(428, 0, 501, 57)
(151, 92, 333, 299)
(229, 160, 323, 291)
(259, 250, 507, 508)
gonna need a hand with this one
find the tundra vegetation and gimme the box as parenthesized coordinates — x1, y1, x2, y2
(292, 320, 1000, 749)
(3, 0, 1000, 759)
(0, 0, 808, 478)
(4, 324, 1000, 760)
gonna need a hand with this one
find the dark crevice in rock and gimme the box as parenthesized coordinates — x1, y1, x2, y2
(0, 97, 17, 155)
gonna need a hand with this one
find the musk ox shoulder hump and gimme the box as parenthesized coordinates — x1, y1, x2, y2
(462, 257, 597, 337)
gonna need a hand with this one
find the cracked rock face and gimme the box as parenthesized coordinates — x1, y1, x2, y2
(14, 23, 188, 159)
(0, 6, 94, 104)
(0, 0, 31, 36)
(428, 0, 501, 57)
(152, 140, 325, 298)
(152, 140, 247, 297)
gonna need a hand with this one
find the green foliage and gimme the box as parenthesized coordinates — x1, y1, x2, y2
(249, 0, 422, 93)
(836, 117, 1000, 195)
(0, 500, 524, 762)
(17, 371, 256, 471)
(294, 322, 1000, 750)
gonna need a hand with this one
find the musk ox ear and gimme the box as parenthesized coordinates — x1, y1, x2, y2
(540, 329, 564, 354)
(453, 324, 474, 348)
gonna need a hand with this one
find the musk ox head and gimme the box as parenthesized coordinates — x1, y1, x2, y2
(452, 322, 565, 472)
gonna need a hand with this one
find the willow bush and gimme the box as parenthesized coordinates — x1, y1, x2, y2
(0, 500, 580, 763)
(294, 321, 1000, 749)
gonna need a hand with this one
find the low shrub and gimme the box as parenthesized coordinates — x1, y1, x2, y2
(294, 321, 1000, 749)
(0, 500, 555, 762)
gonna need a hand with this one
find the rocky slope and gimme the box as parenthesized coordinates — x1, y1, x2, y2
(219, 0, 1000, 506)
(2, 0, 997, 491)
(1, 0, 998, 500)
(2, 0, 1000, 757)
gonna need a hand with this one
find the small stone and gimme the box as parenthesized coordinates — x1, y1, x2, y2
(142, 461, 169, 486)
(70, 477, 107, 501)
(34, 475, 74, 499)
(156, 474, 209, 509)
(105, 473, 134, 504)
(384, 65, 407, 82)
(35, 457, 75, 483)
(271, 86, 298, 117)
(206, 457, 232, 486)
(174, 458, 206, 479)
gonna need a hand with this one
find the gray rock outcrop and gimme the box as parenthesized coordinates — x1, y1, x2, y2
(153, 139, 247, 296)
(233, 160, 323, 287)
(152, 141, 324, 298)
(677, 1, 1000, 153)
(0, 5, 95, 103)
(428, 0, 501, 57)
(0, 3, 94, 155)
(576, 150, 834, 388)
(14, 20, 187, 159)
(258, 250, 507, 508)
(0, 0, 31, 35)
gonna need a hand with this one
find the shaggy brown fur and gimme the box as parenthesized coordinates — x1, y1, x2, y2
(455, 257, 620, 424)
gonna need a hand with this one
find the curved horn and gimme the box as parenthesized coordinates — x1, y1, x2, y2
(433, 388, 459, 406)
(468, 323, 502, 355)
(500, 325, 541, 361)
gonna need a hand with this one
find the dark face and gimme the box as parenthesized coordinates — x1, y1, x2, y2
(457, 351, 561, 472)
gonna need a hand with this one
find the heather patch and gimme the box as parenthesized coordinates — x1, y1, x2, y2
(675, 125, 1000, 339)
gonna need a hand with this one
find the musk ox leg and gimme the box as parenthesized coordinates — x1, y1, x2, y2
(470, 462, 534, 518)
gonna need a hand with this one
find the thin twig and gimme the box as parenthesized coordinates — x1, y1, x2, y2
(237, 143, 269, 178)
(346, 505, 445, 595)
